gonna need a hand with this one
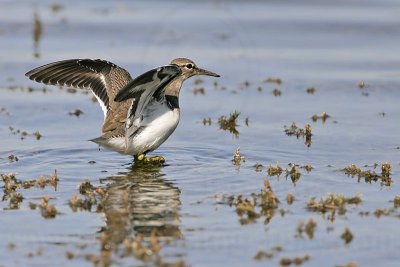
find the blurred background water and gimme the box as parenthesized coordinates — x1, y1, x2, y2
(1, 0, 400, 266)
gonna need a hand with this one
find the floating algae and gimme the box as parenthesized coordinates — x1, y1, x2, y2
(307, 193, 362, 221)
(283, 122, 312, 147)
(219, 111, 240, 138)
(341, 228, 354, 245)
(341, 163, 392, 186)
(311, 112, 330, 123)
(222, 180, 279, 225)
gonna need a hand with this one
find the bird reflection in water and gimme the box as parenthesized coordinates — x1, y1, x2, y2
(97, 162, 183, 265)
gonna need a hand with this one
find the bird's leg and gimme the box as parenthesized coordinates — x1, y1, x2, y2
(135, 154, 165, 164)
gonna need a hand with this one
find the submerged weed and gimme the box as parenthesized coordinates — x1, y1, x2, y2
(341, 228, 354, 245)
(219, 111, 240, 138)
(265, 77, 282, 85)
(311, 112, 330, 123)
(283, 122, 312, 147)
(307, 193, 362, 221)
(279, 254, 310, 266)
(232, 147, 245, 166)
(341, 163, 393, 186)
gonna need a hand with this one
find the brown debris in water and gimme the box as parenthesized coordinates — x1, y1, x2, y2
(284, 122, 312, 147)
(202, 117, 212, 125)
(265, 77, 282, 85)
(227, 180, 279, 225)
(306, 87, 316, 94)
(193, 87, 205, 95)
(341, 228, 354, 245)
(33, 12, 42, 58)
(285, 164, 301, 185)
(272, 88, 282, 96)
(394, 196, 400, 208)
(8, 154, 19, 162)
(253, 246, 282, 261)
(219, 111, 240, 138)
(68, 108, 84, 117)
(295, 218, 317, 239)
(311, 112, 330, 123)
(39, 196, 58, 219)
(267, 163, 283, 177)
(357, 81, 368, 89)
(341, 163, 392, 186)
(0, 107, 10, 116)
(1, 171, 58, 210)
(307, 193, 362, 221)
(69, 180, 106, 212)
(9, 126, 42, 140)
(51, 4, 63, 13)
(232, 147, 245, 166)
(336, 262, 358, 267)
(279, 254, 310, 266)
(286, 193, 295, 205)
(253, 163, 263, 172)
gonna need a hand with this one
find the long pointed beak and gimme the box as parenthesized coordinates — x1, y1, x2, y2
(195, 67, 220, 77)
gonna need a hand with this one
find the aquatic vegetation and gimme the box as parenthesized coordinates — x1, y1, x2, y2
(341, 228, 353, 245)
(285, 164, 301, 185)
(39, 196, 58, 219)
(9, 126, 42, 140)
(0, 107, 10, 115)
(283, 122, 312, 147)
(193, 87, 205, 95)
(307, 193, 362, 221)
(253, 246, 282, 261)
(193, 78, 204, 85)
(1, 171, 58, 210)
(341, 163, 393, 186)
(265, 77, 282, 85)
(222, 180, 279, 225)
(8, 154, 18, 162)
(394, 196, 400, 208)
(311, 112, 330, 123)
(286, 193, 294, 205)
(306, 87, 316, 94)
(295, 218, 317, 239)
(33, 12, 42, 58)
(219, 111, 240, 138)
(69, 180, 105, 212)
(267, 163, 283, 177)
(232, 147, 245, 166)
(272, 88, 282, 96)
(68, 108, 84, 117)
(336, 262, 358, 267)
(202, 117, 212, 125)
(357, 81, 368, 89)
(279, 254, 310, 266)
(253, 163, 263, 172)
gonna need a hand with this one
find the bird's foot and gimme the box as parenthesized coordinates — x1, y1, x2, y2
(136, 154, 165, 164)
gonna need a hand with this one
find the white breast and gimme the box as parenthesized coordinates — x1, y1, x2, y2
(124, 100, 180, 155)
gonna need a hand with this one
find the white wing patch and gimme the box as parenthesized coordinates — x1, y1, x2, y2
(91, 91, 108, 120)
(90, 75, 108, 120)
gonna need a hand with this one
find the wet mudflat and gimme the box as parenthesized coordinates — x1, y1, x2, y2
(1, 0, 400, 266)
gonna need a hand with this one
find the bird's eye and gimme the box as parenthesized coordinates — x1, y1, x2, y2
(186, 63, 193, 69)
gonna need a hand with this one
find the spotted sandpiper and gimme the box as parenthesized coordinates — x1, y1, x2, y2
(26, 58, 220, 162)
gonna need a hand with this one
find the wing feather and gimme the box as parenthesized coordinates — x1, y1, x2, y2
(25, 59, 133, 119)
(114, 65, 181, 120)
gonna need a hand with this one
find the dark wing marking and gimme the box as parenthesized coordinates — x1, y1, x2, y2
(114, 65, 181, 119)
(25, 59, 133, 117)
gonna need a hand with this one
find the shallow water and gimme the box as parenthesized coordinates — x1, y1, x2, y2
(1, 0, 400, 266)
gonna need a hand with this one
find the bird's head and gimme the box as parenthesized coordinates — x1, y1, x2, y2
(170, 58, 220, 79)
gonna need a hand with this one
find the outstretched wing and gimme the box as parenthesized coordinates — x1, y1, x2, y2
(25, 59, 133, 121)
(114, 65, 181, 121)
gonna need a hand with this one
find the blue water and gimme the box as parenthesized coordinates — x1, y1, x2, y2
(1, 0, 400, 266)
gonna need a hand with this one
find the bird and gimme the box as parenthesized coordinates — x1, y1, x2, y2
(25, 58, 220, 163)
